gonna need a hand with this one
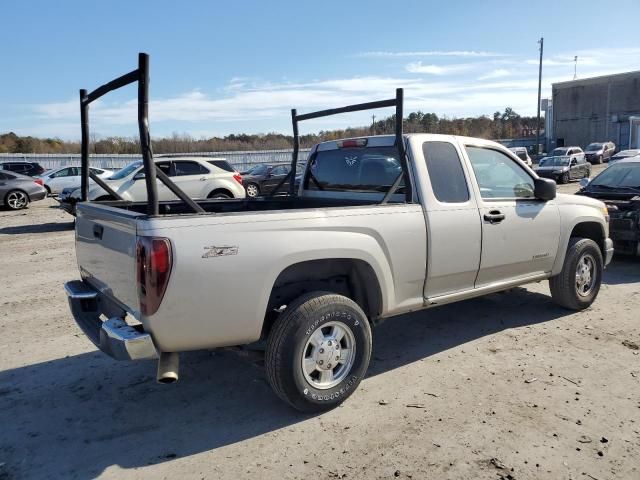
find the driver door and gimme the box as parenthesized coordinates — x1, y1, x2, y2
(464, 145, 561, 287)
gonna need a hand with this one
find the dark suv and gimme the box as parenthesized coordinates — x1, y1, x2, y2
(0, 161, 46, 176)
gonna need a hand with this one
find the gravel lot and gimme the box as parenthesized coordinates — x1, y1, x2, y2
(1, 169, 639, 480)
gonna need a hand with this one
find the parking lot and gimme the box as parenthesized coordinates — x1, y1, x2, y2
(1, 168, 639, 480)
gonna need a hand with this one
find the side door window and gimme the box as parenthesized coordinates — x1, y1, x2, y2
(466, 147, 534, 199)
(173, 161, 207, 176)
(52, 167, 72, 178)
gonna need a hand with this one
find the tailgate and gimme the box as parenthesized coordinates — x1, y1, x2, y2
(75, 202, 142, 313)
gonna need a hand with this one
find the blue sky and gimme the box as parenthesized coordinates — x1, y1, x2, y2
(1, 0, 639, 139)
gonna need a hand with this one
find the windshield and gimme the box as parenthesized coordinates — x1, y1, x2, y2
(551, 148, 569, 156)
(108, 161, 142, 180)
(590, 162, 640, 188)
(539, 156, 570, 167)
(585, 143, 603, 151)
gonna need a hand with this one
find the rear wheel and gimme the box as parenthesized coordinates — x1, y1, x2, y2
(207, 191, 231, 199)
(265, 292, 372, 412)
(549, 238, 603, 310)
(5, 190, 29, 210)
(44, 185, 51, 196)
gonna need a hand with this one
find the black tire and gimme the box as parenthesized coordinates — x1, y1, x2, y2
(207, 191, 231, 199)
(596, 155, 603, 164)
(265, 291, 372, 412)
(44, 185, 51, 196)
(560, 172, 570, 184)
(549, 238, 603, 310)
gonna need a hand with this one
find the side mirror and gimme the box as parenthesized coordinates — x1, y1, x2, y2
(534, 177, 556, 200)
(579, 178, 590, 188)
(133, 172, 145, 180)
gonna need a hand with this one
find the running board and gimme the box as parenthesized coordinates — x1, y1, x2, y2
(425, 273, 550, 307)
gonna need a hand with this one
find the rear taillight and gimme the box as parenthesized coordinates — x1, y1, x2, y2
(136, 237, 172, 316)
(233, 172, 242, 184)
(34, 179, 43, 186)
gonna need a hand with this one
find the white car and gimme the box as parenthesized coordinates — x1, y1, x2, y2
(39, 166, 113, 195)
(84, 157, 245, 201)
(508, 147, 533, 167)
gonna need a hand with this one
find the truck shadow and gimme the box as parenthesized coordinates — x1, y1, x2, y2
(0, 267, 635, 478)
(0, 221, 74, 235)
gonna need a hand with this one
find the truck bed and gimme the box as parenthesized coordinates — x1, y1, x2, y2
(95, 196, 385, 216)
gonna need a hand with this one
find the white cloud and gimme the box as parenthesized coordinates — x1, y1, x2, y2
(357, 50, 510, 58)
(405, 61, 475, 75)
(478, 68, 511, 80)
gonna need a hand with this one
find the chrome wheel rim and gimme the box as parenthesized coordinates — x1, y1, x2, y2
(301, 321, 356, 390)
(7, 191, 27, 209)
(246, 184, 258, 197)
(575, 253, 597, 297)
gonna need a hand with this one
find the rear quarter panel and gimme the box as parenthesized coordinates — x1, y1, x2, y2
(139, 204, 426, 352)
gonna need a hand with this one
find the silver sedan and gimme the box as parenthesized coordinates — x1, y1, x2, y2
(0, 169, 47, 210)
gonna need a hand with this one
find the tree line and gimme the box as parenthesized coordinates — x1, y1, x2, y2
(0, 108, 540, 154)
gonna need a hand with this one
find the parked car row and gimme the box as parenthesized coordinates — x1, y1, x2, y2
(534, 153, 591, 184)
(57, 157, 245, 215)
(578, 156, 640, 256)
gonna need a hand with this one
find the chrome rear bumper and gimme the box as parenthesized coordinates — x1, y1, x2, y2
(64, 280, 157, 361)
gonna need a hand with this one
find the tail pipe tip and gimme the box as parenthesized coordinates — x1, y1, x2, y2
(157, 352, 179, 384)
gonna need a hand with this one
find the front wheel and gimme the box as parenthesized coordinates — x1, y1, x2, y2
(245, 183, 259, 198)
(5, 190, 29, 210)
(560, 172, 570, 184)
(549, 238, 603, 310)
(265, 292, 372, 412)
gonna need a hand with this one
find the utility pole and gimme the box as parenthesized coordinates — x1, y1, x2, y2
(535, 37, 544, 155)
(371, 114, 376, 134)
(573, 56, 578, 80)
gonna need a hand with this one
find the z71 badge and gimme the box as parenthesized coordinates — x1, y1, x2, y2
(202, 245, 239, 258)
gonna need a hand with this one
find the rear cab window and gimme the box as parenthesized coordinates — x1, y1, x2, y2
(306, 145, 404, 193)
(207, 160, 235, 172)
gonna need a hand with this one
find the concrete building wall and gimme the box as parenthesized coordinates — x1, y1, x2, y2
(552, 71, 640, 151)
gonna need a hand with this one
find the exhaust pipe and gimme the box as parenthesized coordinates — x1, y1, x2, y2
(157, 352, 179, 384)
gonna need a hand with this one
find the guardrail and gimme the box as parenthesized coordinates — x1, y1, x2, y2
(0, 149, 312, 172)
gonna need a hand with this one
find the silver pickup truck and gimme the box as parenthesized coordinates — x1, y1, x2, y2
(64, 58, 613, 412)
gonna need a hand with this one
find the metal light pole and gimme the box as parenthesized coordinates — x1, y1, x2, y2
(535, 37, 544, 155)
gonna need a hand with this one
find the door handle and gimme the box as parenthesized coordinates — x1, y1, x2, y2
(199, 177, 206, 181)
(483, 210, 505, 224)
(93, 224, 104, 240)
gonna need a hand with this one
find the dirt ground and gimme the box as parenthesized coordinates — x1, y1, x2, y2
(1, 171, 639, 480)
